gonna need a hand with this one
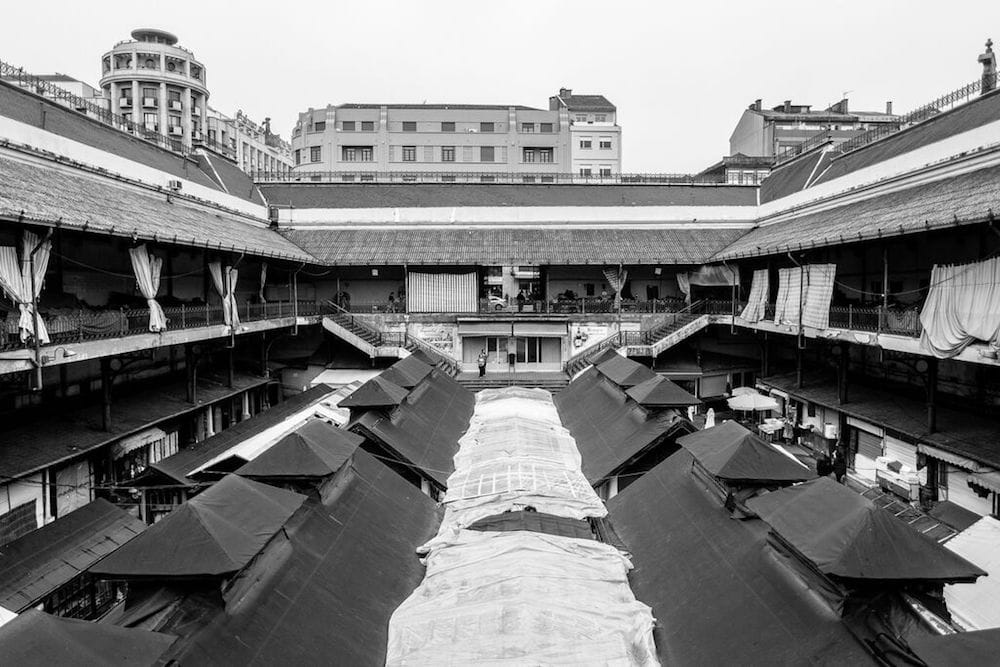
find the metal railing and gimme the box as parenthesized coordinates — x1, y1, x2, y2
(253, 170, 732, 185)
(0, 299, 319, 352)
(827, 305, 922, 337)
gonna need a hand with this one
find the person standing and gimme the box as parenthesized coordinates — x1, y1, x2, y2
(387, 292, 396, 313)
(832, 449, 847, 484)
(477, 348, 488, 377)
(516, 290, 526, 312)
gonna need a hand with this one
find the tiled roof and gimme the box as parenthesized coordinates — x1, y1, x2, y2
(715, 164, 1000, 260)
(285, 227, 745, 265)
(560, 94, 616, 112)
(0, 153, 315, 262)
(260, 183, 757, 208)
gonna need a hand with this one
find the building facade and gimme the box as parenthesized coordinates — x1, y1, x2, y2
(207, 109, 293, 176)
(99, 28, 209, 149)
(549, 88, 622, 176)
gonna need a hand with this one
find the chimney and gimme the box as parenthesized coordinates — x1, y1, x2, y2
(885, 101, 893, 115)
(783, 100, 792, 113)
(754, 99, 762, 111)
(559, 87, 572, 98)
(980, 38, 997, 94)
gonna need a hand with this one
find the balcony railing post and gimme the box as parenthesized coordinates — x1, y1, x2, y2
(848, 304, 852, 329)
(181, 303, 186, 328)
(205, 303, 210, 325)
(78, 309, 84, 342)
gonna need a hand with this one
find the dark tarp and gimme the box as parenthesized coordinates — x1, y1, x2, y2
(379, 355, 433, 389)
(235, 420, 363, 480)
(155, 448, 441, 666)
(0, 499, 144, 612)
(90, 475, 305, 579)
(349, 369, 474, 487)
(626, 375, 701, 408)
(0, 610, 175, 667)
(339, 375, 410, 409)
(748, 478, 985, 582)
(467, 511, 595, 541)
(585, 347, 622, 367)
(607, 449, 876, 665)
(909, 628, 1000, 666)
(147, 385, 336, 485)
(555, 367, 689, 484)
(676, 421, 813, 484)
(595, 354, 658, 388)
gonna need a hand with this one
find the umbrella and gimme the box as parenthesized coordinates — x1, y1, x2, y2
(704, 407, 716, 428)
(731, 386, 757, 396)
(727, 393, 779, 412)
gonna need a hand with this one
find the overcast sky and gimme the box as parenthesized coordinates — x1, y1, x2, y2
(5, 1, 1000, 172)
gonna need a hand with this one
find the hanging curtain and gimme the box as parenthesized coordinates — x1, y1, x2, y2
(740, 269, 769, 322)
(920, 257, 1000, 358)
(259, 262, 268, 304)
(128, 245, 166, 332)
(603, 267, 628, 305)
(209, 261, 241, 328)
(676, 272, 691, 304)
(0, 231, 51, 344)
(406, 272, 476, 312)
(801, 264, 837, 330)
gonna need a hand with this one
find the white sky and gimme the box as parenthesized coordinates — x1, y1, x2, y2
(4, 1, 999, 172)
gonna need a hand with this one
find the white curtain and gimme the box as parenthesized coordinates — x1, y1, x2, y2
(209, 261, 241, 328)
(740, 269, 769, 322)
(920, 257, 1000, 358)
(0, 231, 51, 344)
(406, 272, 477, 312)
(773, 267, 793, 325)
(801, 264, 837, 330)
(676, 272, 691, 304)
(603, 267, 628, 305)
(259, 262, 268, 304)
(128, 245, 166, 332)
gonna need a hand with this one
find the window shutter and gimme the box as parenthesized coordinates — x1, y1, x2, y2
(463, 146, 474, 162)
(423, 146, 434, 162)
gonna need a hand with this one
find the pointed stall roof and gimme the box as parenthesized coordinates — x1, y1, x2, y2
(0, 610, 176, 666)
(748, 477, 986, 582)
(90, 475, 305, 579)
(626, 375, 701, 408)
(595, 354, 657, 388)
(379, 355, 434, 389)
(235, 420, 363, 479)
(677, 421, 812, 484)
(586, 347, 621, 366)
(339, 375, 410, 409)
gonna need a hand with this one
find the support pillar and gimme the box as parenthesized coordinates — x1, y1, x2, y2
(926, 358, 938, 434)
(101, 358, 112, 432)
(837, 343, 849, 405)
(185, 344, 197, 404)
(795, 344, 803, 389)
(760, 337, 770, 379)
(227, 347, 234, 388)
(260, 333, 269, 377)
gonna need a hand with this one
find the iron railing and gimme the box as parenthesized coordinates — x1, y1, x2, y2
(253, 170, 732, 185)
(0, 299, 319, 352)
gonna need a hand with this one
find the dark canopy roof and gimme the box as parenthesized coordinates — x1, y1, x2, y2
(91, 475, 305, 579)
(586, 347, 622, 366)
(339, 375, 410, 409)
(677, 421, 813, 484)
(235, 420, 363, 479)
(607, 450, 874, 664)
(748, 477, 985, 582)
(157, 448, 441, 666)
(594, 354, 658, 388)
(626, 375, 701, 408)
(348, 369, 473, 487)
(908, 628, 1000, 666)
(556, 367, 690, 483)
(0, 610, 175, 667)
(0, 499, 144, 612)
(379, 355, 434, 389)
(467, 511, 595, 541)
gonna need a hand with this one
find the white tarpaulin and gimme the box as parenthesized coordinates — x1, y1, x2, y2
(740, 269, 769, 322)
(386, 386, 659, 665)
(128, 245, 166, 332)
(920, 257, 1000, 358)
(944, 516, 1000, 630)
(0, 231, 51, 344)
(407, 271, 477, 313)
(677, 265, 739, 304)
(773, 264, 836, 329)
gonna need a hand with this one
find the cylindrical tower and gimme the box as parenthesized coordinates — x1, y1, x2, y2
(99, 28, 209, 148)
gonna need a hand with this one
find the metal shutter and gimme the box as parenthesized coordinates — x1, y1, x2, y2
(884, 435, 917, 470)
(856, 429, 883, 461)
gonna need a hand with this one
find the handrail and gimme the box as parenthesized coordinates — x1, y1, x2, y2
(404, 333, 461, 374)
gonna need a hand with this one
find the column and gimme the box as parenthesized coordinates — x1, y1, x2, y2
(159, 81, 168, 140)
(182, 85, 192, 143)
(101, 358, 112, 432)
(131, 81, 140, 134)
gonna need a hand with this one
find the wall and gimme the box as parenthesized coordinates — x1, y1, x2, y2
(0, 473, 49, 536)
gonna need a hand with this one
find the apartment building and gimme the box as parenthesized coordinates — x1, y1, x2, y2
(206, 109, 294, 176)
(549, 87, 622, 176)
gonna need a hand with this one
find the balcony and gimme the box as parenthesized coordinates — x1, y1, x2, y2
(169, 126, 183, 136)
(169, 100, 182, 111)
(142, 97, 157, 109)
(119, 97, 132, 108)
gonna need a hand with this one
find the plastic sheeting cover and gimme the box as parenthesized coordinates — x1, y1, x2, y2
(386, 386, 658, 665)
(944, 516, 1000, 630)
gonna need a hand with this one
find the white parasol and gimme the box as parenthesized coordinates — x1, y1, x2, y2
(727, 392, 779, 412)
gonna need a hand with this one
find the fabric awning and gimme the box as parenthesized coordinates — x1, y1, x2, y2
(513, 322, 567, 336)
(112, 428, 167, 460)
(969, 469, 1000, 494)
(917, 443, 984, 472)
(458, 322, 514, 336)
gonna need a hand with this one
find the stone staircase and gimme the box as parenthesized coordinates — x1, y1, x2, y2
(457, 372, 570, 393)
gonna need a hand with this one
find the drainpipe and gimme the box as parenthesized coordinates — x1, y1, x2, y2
(29, 229, 54, 391)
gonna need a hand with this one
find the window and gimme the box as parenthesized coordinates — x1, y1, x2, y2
(143, 112, 158, 130)
(521, 123, 535, 133)
(480, 146, 495, 162)
(579, 168, 592, 177)
(585, 283, 595, 296)
(440, 175, 456, 182)
(342, 147, 356, 161)
(402, 121, 417, 132)
(361, 120, 375, 131)
(480, 175, 496, 183)
(540, 175, 555, 183)
(599, 138, 612, 149)
(360, 173, 375, 182)
(142, 87, 157, 99)
(522, 176, 536, 183)
(540, 122, 553, 133)
(441, 121, 455, 132)
(402, 145, 416, 161)
(168, 90, 180, 103)
(599, 167, 612, 177)
(523, 148, 535, 163)
(122, 112, 132, 124)
(168, 115, 181, 128)
(463, 146, 474, 162)
(442, 146, 455, 162)
(480, 122, 495, 133)
(341, 174, 355, 182)
(575, 114, 588, 122)
(294, 149, 301, 165)
(538, 148, 553, 163)
(314, 121, 326, 131)
(342, 121, 355, 131)
(595, 114, 607, 122)
(310, 146, 321, 162)
(579, 138, 592, 149)
(360, 147, 373, 161)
